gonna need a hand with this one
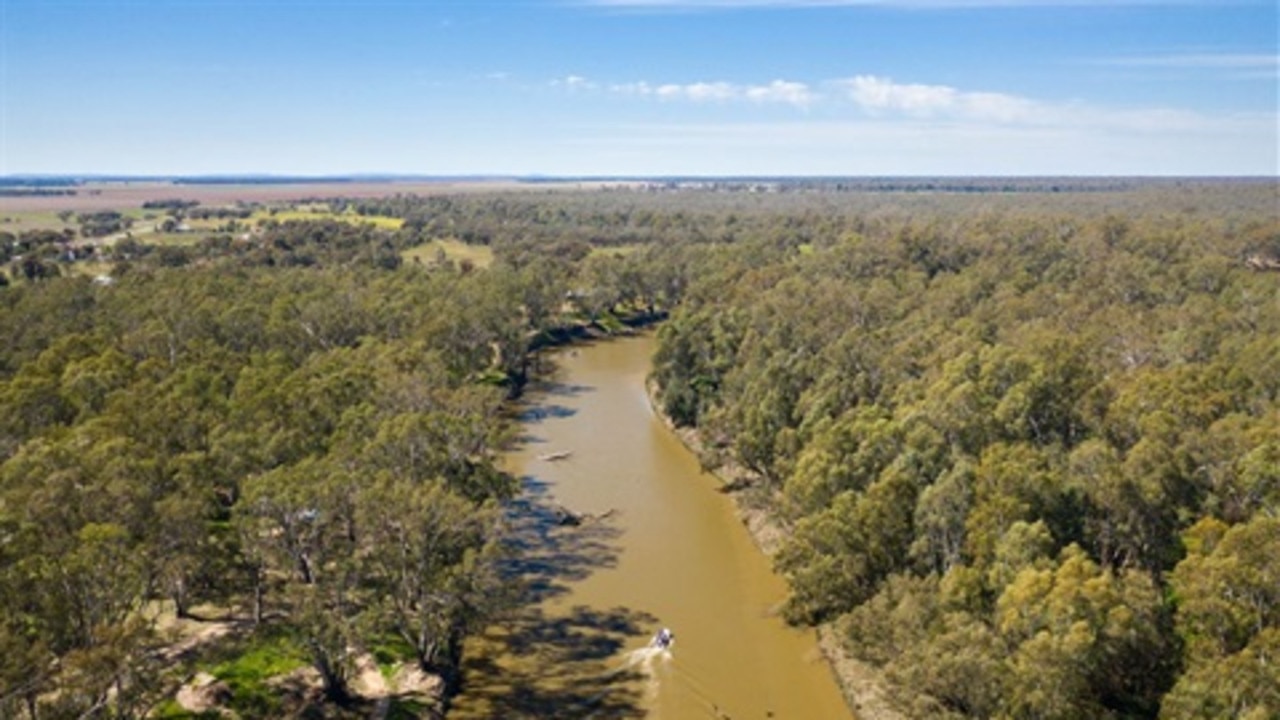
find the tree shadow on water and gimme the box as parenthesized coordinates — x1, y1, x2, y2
(500, 475, 623, 604)
(543, 381, 595, 398)
(518, 402, 580, 424)
(455, 604, 655, 719)
(451, 476, 653, 718)
(504, 605, 654, 661)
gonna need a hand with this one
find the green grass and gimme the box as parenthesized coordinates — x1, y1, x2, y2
(369, 633, 418, 678)
(2, 205, 405, 245)
(475, 367, 511, 387)
(401, 239, 494, 269)
(0, 210, 77, 233)
(65, 260, 113, 278)
(211, 635, 308, 681)
(251, 208, 405, 230)
(204, 627, 309, 717)
(126, 232, 201, 247)
(595, 311, 627, 334)
(387, 698, 436, 719)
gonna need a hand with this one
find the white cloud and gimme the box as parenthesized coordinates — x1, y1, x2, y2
(654, 83, 687, 99)
(834, 74, 1227, 132)
(683, 81, 739, 101)
(597, 77, 815, 107)
(553, 74, 598, 90)
(745, 80, 816, 107)
(841, 75, 958, 115)
(959, 91, 1043, 123)
(838, 75, 1046, 123)
(555, 72, 1272, 159)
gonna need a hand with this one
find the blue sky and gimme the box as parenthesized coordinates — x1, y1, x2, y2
(1, 0, 1276, 176)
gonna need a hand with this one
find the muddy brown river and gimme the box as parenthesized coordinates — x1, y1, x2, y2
(450, 333, 852, 719)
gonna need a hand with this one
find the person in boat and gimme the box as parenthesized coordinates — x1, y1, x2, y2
(652, 627, 674, 650)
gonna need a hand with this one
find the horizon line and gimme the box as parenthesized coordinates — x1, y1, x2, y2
(4, 173, 1278, 182)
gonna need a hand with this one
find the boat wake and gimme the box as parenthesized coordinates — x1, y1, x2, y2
(590, 634, 735, 719)
(621, 645, 670, 701)
(578, 644, 670, 719)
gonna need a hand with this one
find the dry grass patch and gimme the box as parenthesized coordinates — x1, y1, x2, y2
(401, 239, 494, 269)
(250, 208, 404, 230)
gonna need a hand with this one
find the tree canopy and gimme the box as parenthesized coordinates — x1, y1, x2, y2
(649, 181, 1279, 718)
(2, 178, 1276, 717)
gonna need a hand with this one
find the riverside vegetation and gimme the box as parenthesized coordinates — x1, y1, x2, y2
(649, 181, 1279, 719)
(1, 178, 1277, 718)
(0, 186, 696, 718)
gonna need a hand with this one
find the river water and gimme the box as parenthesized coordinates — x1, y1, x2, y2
(449, 334, 852, 719)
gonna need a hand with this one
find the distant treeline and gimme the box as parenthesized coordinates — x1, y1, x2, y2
(0, 177, 82, 188)
(0, 188, 77, 197)
(187, 206, 254, 220)
(172, 176, 428, 185)
(140, 198, 201, 211)
(5, 175, 1272, 193)
(295, 180, 1279, 254)
(140, 199, 258, 221)
(521, 176, 1271, 193)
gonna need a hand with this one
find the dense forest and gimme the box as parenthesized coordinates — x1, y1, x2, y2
(0, 266, 529, 715)
(0, 190, 698, 717)
(650, 185, 1280, 718)
(2, 180, 1277, 718)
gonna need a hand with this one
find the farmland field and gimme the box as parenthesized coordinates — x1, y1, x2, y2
(0, 179, 625, 213)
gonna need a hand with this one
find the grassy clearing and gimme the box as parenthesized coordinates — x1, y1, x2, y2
(2, 205, 405, 241)
(0, 209, 183, 245)
(250, 208, 404, 230)
(134, 232, 202, 247)
(210, 632, 308, 679)
(203, 627, 310, 717)
(64, 260, 113, 278)
(0, 210, 76, 233)
(401, 239, 494, 269)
